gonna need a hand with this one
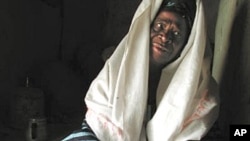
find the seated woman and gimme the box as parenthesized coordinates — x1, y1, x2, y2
(63, 0, 219, 140)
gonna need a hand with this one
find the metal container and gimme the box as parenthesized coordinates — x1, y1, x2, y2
(26, 118, 47, 141)
(10, 87, 45, 129)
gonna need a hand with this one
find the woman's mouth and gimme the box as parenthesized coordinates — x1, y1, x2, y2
(152, 43, 171, 53)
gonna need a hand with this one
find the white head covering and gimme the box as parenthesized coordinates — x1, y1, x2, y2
(85, 0, 219, 140)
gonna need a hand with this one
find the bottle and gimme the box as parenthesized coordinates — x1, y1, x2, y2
(26, 118, 47, 141)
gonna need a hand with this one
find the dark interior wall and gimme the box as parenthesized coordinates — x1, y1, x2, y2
(0, 0, 141, 129)
(102, 0, 142, 47)
(0, 0, 108, 127)
(203, 0, 220, 45)
(219, 0, 250, 139)
(0, 0, 62, 125)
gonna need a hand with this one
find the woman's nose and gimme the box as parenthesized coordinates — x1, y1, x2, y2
(159, 31, 172, 44)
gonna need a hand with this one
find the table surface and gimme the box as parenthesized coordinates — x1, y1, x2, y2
(1, 117, 83, 141)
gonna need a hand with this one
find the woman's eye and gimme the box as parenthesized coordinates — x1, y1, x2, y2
(156, 23, 162, 28)
(173, 31, 180, 36)
(153, 23, 161, 31)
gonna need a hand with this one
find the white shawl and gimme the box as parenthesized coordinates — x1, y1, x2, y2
(85, 0, 219, 140)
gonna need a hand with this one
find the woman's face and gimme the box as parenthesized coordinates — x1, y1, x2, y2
(150, 10, 189, 67)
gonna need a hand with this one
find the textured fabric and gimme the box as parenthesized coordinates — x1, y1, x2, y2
(62, 120, 99, 141)
(84, 0, 219, 141)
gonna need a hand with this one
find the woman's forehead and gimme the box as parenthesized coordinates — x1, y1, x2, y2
(155, 11, 186, 27)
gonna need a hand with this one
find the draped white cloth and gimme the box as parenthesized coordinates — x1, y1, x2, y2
(84, 0, 219, 140)
(212, 0, 237, 84)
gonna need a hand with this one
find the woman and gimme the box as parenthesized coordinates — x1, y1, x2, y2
(63, 0, 219, 140)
